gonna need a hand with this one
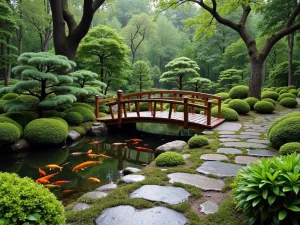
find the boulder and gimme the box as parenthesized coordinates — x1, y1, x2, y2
(9, 139, 30, 152)
(154, 140, 187, 157)
(122, 167, 141, 175)
(89, 122, 108, 137)
(67, 130, 81, 142)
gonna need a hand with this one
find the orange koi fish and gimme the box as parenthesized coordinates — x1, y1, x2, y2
(143, 144, 148, 147)
(98, 154, 112, 159)
(72, 161, 102, 172)
(125, 139, 142, 143)
(87, 154, 100, 158)
(36, 178, 50, 184)
(90, 141, 99, 145)
(87, 149, 93, 154)
(132, 142, 139, 145)
(39, 168, 46, 176)
(88, 177, 101, 183)
(53, 180, 70, 185)
(135, 147, 153, 152)
(63, 189, 75, 194)
(46, 164, 63, 171)
(43, 184, 60, 189)
(38, 172, 59, 181)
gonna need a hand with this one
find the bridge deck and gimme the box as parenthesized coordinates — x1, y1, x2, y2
(97, 111, 224, 129)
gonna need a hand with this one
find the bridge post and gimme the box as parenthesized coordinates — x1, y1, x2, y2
(95, 95, 99, 118)
(183, 96, 189, 129)
(117, 90, 123, 128)
(207, 100, 212, 126)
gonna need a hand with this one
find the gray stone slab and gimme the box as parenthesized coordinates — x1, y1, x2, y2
(222, 142, 267, 149)
(130, 185, 190, 205)
(82, 191, 107, 199)
(95, 206, 188, 225)
(235, 156, 260, 165)
(72, 203, 91, 212)
(247, 149, 277, 157)
(200, 201, 219, 214)
(244, 129, 267, 132)
(219, 134, 261, 139)
(96, 183, 117, 192)
(121, 175, 145, 183)
(246, 139, 269, 144)
(213, 122, 242, 131)
(182, 154, 190, 159)
(217, 148, 242, 155)
(197, 161, 243, 177)
(200, 154, 228, 161)
(239, 132, 261, 136)
(155, 140, 187, 157)
(219, 138, 241, 142)
(202, 131, 214, 135)
(168, 172, 224, 191)
(218, 131, 236, 135)
(122, 167, 141, 175)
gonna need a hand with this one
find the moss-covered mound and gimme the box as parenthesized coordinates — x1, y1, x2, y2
(298, 91, 300, 97)
(223, 99, 232, 104)
(228, 99, 250, 114)
(155, 152, 185, 167)
(63, 112, 83, 126)
(2, 93, 19, 100)
(212, 106, 238, 121)
(229, 85, 249, 99)
(1, 112, 29, 127)
(279, 97, 298, 108)
(24, 118, 68, 145)
(214, 92, 230, 100)
(0, 123, 21, 144)
(0, 172, 65, 225)
(261, 91, 279, 101)
(279, 142, 300, 155)
(0, 117, 23, 135)
(0, 99, 7, 113)
(49, 117, 68, 127)
(188, 135, 209, 148)
(275, 87, 286, 93)
(278, 93, 296, 101)
(279, 89, 289, 95)
(55, 112, 66, 118)
(261, 98, 276, 106)
(65, 106, 95, 122)
(254, 101, 275, 114)
(244, 97, 259, 110)
(72, 102, 94, 112)
(289, 89, 298, 95)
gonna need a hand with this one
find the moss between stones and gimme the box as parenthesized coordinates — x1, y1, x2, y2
(254, 101, 275, 114)
(279, 97, 298, 108)
(279, 142, 300, 155)
(228, 99, 250, 114)
(0, 123, 20, 144)
(229, 85, 249, 99)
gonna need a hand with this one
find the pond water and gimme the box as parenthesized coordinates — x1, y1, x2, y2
(0, 123, 202, 205)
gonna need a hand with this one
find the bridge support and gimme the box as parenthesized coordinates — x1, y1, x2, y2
(117, 90, 123, 128)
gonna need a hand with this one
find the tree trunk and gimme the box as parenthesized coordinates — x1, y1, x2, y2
(287, 33, 294, 86)
(249, 58, 264, 99)
(6, 36, 11, 79)
(104, 80, 110, 95)
(179, 75, 183, 90)
(17, 0, 23, 55)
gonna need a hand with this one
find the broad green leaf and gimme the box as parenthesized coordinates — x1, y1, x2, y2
(278, 210, 287, 221)
(262, 189, 268, 199)
(293, 185, 299, 194)
(252, 198, 261, 207)
(283, 186, 292, 192)
(27, 215, 38, 221)
(268, 196, 276, 206)
(246, 193, 259, 201)
(287, 205, 300, 212)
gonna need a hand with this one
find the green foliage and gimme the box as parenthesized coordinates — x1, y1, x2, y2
(131, 102, 149, 112)
(229, 85, 249, 99)
(254, 101, 275, 114)
(184, 77, 212, 92)
(65, 106, 96, 122)
(279, 97, 298, 108)
(131, 61, 153, 92)
(279, 142, 300, 155)
(1, 112, 29, 127)
(2, 93, 19, 100)
(215, 69, 243, 92)
(275, 87, 286, 93)
(233, 154, 300, 225)
(3, 95, 40, 112)
(212, 106, 239, 121)
(0, 123, 20, 144)
(63, 112, 83, 126)
(71, 126, 86, 136)
(49, 117, 68, 127)
(72, 102, 94, 112)
(0, 172, 65, 224)
(289, 89, 298, 96)
(279, 89, 289, 95)
(155, 152, 185, 167)
(0, 117, 23, 135)
(278, 93, 296, 101)
(298, 92, 300, 97)
(223, 99, 232, 104)
(215, 92, 230, 100)
(0, 100, 7, 113)
(188, 135, 209, 148)
(24, 119, 68, 145)
(244, 97, 259, 110)
(261, 91, 279, 101)
(262, 98, 276, 106)
(55, 112, 66, 118)
(269, 61, 300, 87)
(228, 99, 250, 114)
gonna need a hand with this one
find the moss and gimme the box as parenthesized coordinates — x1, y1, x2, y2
(64, 112, 83, 126)
(279, 142, 300, 155)
(229, 85, 249, 99)
(275, 87, 286, 93)
(99, 112, 107, 117)
(2, 93, 19, 100)
(244, 97, 259, 110)
(279, 89, 289, 95)
(298, 91, 300, 97)
(49, 117, 69, 127)
(131, 102, 149, 112)
(261, 98, 276, 106)
(172, 182, 202, 197)
(223, 99, 232, 104)
(0, 116, 23, 135)
(80, 122, 94, 133)
(253, 101, 275, 114)
(72, 102, 94, 112)
(228, 99, 250, 114)
(45, 110, 58, 117)
(0, 99, 8, 113)
(1, 112, 29, 127)
(279, 97, 298, 108)
(278, 92, 296, 101)
(188, 135, 209, 148)
(71, 126, 86, 135)
(222, 177, 235, 192)
(261, 91, 279, 100)
(215, 92, 230, 100)
(65, 106, 95, 122)
(0, 123, 20, 144)
(155, 152, 185, 166)
(55, 112, 66, 118)
(289, 89, 298, 95)
(212, 106, 239, 121)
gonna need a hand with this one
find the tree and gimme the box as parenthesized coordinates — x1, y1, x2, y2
(269, 61, 300, 87)
(156, 0, 300, 98)
(184, 77, 212, 92)
(106, 16, 122, 32)
(215, 69, 243, 92)
(77, 25, 130, 94)
(131, 61, 153, 92)
(49, 0, 106, 60)
(160, 57, 200, 90)
(150, 65, 161, 88)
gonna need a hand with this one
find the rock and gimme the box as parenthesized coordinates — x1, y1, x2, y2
(9, 139, 29, 152)
(197, 161, 243, 178)
(155, 140, 187, 157)
(122, 167, 141, 175)
(72, 203, 91, 212)
(218, 131, 235, 135)
(200, 201, 219, 214)
(168, 172, 224, 191)
(213, 122, 242, 131)
(96, 183, 117, 192)
(82, 191, 107, 199)
(95, 206, 188, 225)
(219, 138, 241, 142)
(217, 148, 242, 155)
(68, 130, 81, 142)
(161, 169, 168, 171)
(247, 149, 277, 157)
(121, 175, 145, 183)
(200, 154, 228, 161)
(202, 131, 214, 135)
(182, 154, 190, 159)
(219, 134, 260, 139)
(130, 185, 190, 205)
(235, 156, 260, 165)
(222, 142, 267, 149)
(239, 132, 261, 136)
(246, 139, 269, 144)
(89, 123, 108, 137)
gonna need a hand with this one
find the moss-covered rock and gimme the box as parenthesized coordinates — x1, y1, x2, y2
(254, 101, 275, 114)
(244, 97, 259, 110)
(155, 152, 185, 167)
(212, 106, 238, 121)
(0, 99, 8, 113)
(2, 93, 19, 100)
(215, 92, 230, 100)
(229, 85, 249, 99)
(279, 97, 298, 108)
(0, 123, 21, 144)
(223, 99, 232, 104)
(275, 87, 286, 93)
(65, 106, 95, 122)
(279, 142, 300, 155)
(261, 91, 279, 101)
(278, 93, 296, 101)
(228, 99, 250, 114)
(289, 89, 298, 96)
(279, 89, 289, 95)
(71, 126, 86, 135)
(72, 102, 94, 112)
(188, 135, 209, 148)
(261, 98, 276, 106)
(55, 112, 66, 118)
(63, 112, 83, 126)
(49, 117, 68, 127)
(0, 117, 23, 135)
(1, 112, 29, 127)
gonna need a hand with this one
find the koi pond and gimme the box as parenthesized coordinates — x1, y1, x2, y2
(0, 123, 202, 205)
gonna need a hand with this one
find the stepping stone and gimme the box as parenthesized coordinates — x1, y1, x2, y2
(218, 131, 235, 135)
(72, 203, 91, 212)
(200, 154, 228, 161)
(244, 129, 267, 132)
(121, 175, 145, 183)
(213, 122, 242, 131)
(219, 134, 260, 139)
(183, 154, 190, 159)
(155, 140, 187, 157)
(95, 206, 188, 225)
(239, 132, 261, 136)
(202, 131, 214, 135)
(247, 139, 269, 144)
(200, 201, 219, 214)
(196, 161, 243, 178)
(222, 142, 267, 149)
(129, 185, 190, 205)
(247, 149, 277, 157)
(235, 156, 260, 165)
(122, 167, 141, 175)
(161, 169, 168, 171)
(219, 138, 241, 142)
(96, 183, 117, 192)
(168, 172, 224, 191)
(217, 148, 242, 155)
(82, 191, 107, 199)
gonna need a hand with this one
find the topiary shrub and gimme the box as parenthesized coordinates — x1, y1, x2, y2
(215, 92, 230, 100)
(63, 112, 83, 126)
(212, 106, 238, 121)
(155, 152, 185, 167)
(279, 142, 300, 155)
(2, 93, 19, 100)
(99, 112, 107, 117)
(289, 89, 298, 96)
(254, 101, 275, 114)
(269, 117, 300, 148)
(244, 97, 259, 110)
(72, 102, 94, 112)
(228, 99, 250, 114)
(55, 112, 66, 118)
(131, 102, 149, 112)
(275, 87, 286, 93)
(288, 85, 296, 89)
(229, 85, 249, 99)
(261, 91, 279, 101)
(0, 123, 20, 144)
(1, 112, 29, 127)
(45, 110, 58, 118)
(278, 93, 296, 101)
(188, 135, 209, 148)
(262, 98, 276, 106)
(0, 99, 7, 113)
(24, 119, 68, 145)
(49, 117, 68, 127)
(65, 106, 95, 122)
(0, 117, 23, 135)
(279, 97, 298, 108)
(279, 89, 289, 95)
(0, 172, 65, 224)
(233, 154, 300, 225)
(223, 99, 232, 104)
(221, 104, 229, 108)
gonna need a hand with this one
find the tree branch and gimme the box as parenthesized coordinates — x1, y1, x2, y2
(287, 3, 300, 27)
(92, 0, 105, 13)
(61, 0, 77, 32)
(239, 4, 251, 26)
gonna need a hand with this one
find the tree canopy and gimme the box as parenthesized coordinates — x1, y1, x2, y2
(131, 61, 153, 92)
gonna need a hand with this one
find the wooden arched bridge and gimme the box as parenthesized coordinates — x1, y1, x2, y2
(95, 90, 224, 129)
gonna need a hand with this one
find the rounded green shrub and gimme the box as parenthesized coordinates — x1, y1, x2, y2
(261, 98, 276, 106)
(63, 112, 83, 126)
(19, 95, 40, 109)
(233, 154, 300, 225)
(24, 119, 68, 145)
(229, 85, 249, 99)
(21, 111, 39, 121)
(279, 142, 300, 155)
(72, 102, 94, 112)
(298, 91, 300, 97)
(65, 106, 95, 122)
(279, 97, 298, 108)
(278, 93, 296, 101)
(212, 106, 238, 121)
(244, 97, 259, 110)
(222, 104, 229, 108)
(0, 99, 7, 113)
(223, 99, 232, 104)
(155, 152, 185, 167)
(131, 102, 149, 112)
(2, 93, 19, 100)
(269, 117, 300, 148)
(0, 123, 20, 144)
(275, 87, 286, 93)
(100, 112, 107, 117)
(228, 99, 250, 114)
(261, 91, 279, 101)
(0, 117, 23, 135)
(49, 117, 68, 127)
(289, 89, 298, 95)
(188, 135, 209, 148)
(71, 126, 86, 135)
(254, 101, 275, 114)
(288, 85, 296, 89)
(0, 172, 65, 224)
(1, 112, 29, 127)
(279, 89, 289, 95)
(215, 92, 230, 100)
(55, 112, 66, 118)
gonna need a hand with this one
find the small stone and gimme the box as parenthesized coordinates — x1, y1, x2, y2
(183, 154, 190, 159)
(247, 149, 277, 157)
(161, 169, 168, 171)
(219, 134, 260, 139)
(217, 148, 242, 155)
(202, 131, 214, 135)
(200, 154, 228, 161)
(155, 140, 187, 157)
(239, 132, 261, 136)
(89, 123, 108, 137)
(235, 156, 260, 165)
(200, 201, 219, 214)
(121, 175, 145, 183)
(246, 139, 269, 144)
(222, 142, 267, 149)
(96, 183, 117, 192)
(68, 130, 81, 141)
(82, 191, 107, 199)
(72, 203, 91, 212)
(9, 139, 29, 152)
(218, 131, 235, 135)
(197, 161, 243, 178)
(219, 138, 241, 142)
(213, 122, 242, 131)
(122, 167, 141, 175)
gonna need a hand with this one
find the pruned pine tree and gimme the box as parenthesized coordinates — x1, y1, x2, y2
(160, 57, 200, 90)
(131, 61, 153, 92)
(216, 69, 243, 92)
(185, 77, 212, 92)
(0, 52, 85, 115)
(150, 65, 161, 89)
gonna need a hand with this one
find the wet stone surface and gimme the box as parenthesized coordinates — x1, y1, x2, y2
(246, 139, 269, 144)
(82, 191, 107, 199)
(222, 142, 267, 149)
(219, 138, 241, 142)
(197, 161, 243, 177)
(239, 132, 261, 136)
(213, 122, 242, 131)
(219, 134, 261, 139)
(218, 131, 236, 135)
(200, 154, 228, 161)
(182, 154, 191, 159)
(72, 203, 91, 212)
(235, 156, 260, 165)
(247, 149, 277, 157)
(96, 183, 117, 192)
(122, 167, 142, 175)
(200, 201, 219, 214)
(217, 148, 242, 155)
(121, 174, 145, 183)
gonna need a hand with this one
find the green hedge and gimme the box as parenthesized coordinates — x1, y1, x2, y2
(0, 117, 23, 135)
(131, 102, 149, 112)
(279, 142, 300, 155)
(0, 123, 20, 144)
(244, 97, 259, 110)
(215, 92, 230, 100)
(278, 93, 296, 101)
(261, 91, 279, 101)
(0, 172, 65, 224)
(254, 101, 275, 114)
(279, 89, 289, 95)
(72, 102, 94, 112)
(65, 106, 95, 122)
(188, 135, 209, 148)
(279, 97, 298, 108)
(212, 106, 238, 121)
(49, 117, 68, 127)
(155, 152, 185, 167)
(2, 93, 19, 100)
(229, 85, 249, 99)
(228, 99, 250, 114)
(261, 98, 276, 106)
(1, 112, 29, 127)
(55, 112, 66, 118)
(63, 112, 83, 126)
